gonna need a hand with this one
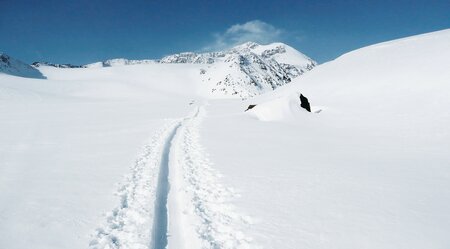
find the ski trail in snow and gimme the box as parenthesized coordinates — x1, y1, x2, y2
(89, 120, 181, 249)
(151, 122, 181, 249)
(90, 106, 255, 249)
(167, 106, 256, 249)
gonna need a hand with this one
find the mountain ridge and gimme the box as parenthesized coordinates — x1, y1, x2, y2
(32, 42, 317, 98)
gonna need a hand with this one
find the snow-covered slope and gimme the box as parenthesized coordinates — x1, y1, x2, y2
(0, 53, 45, 79)
(250, 29, 450, 122)
(83, 42, 316, 98)
(1, 29, 449, 249)
(0, 63, 201, 249)
(201, 29, 450, 249)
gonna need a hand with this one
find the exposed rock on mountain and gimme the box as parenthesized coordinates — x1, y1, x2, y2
(0, 53, 46, 79)
(84, 42, 317, 98)
(159, 42, 316, 98)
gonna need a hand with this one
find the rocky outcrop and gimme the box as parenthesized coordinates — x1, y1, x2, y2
(245, 104, 257, 111)
(0, 53, 46, 79)
(300, 94, 311, 112)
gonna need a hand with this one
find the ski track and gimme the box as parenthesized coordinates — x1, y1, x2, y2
(90, 106, 255, 249)
(89, 119, 180, 249)
(151, 121, 180, 249)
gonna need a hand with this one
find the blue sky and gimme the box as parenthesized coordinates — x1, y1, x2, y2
(1, 0, 449, 64)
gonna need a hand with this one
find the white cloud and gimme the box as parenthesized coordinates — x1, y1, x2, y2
(203, 20, 285, 51)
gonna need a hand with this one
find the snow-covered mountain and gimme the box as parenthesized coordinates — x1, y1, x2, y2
(177, 42, 316, 98)
(85, 58, 156, 68)
(0, 53, 45, 79)
(82, 42, 316, 98)
(31, 62, 86, 69)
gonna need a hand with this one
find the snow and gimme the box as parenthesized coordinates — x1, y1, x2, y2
(84, 42, 316, 98)
(84, 58, 156, 68)
(200, 29, 450, 248)
(1, 29, 450, 249)
(246, 93, 316, 121)
(0, 66, 196, 249)
(250, 42, 314, 66)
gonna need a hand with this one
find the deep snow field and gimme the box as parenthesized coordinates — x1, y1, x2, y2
(1, 29, 449, 249)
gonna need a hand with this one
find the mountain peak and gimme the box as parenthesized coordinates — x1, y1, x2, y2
(36, 42, 316, 98)
(81, 42, 316, 98)
(230, 41, 260, 51)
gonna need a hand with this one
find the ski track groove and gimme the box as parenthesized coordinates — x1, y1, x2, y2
(89, 119, 180, 249)
(151, 122, 181, 249)
(89, 106, 255, 249)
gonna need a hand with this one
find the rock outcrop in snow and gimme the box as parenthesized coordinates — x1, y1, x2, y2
(0, 53, 46, 79)
(300, 94, 311, 112)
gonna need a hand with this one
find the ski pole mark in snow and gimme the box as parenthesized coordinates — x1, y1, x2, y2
(90, 106, 255, 249)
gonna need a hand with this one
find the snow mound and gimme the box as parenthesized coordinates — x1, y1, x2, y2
(248, 93, 314, 121)
(0, 53, 45, 79)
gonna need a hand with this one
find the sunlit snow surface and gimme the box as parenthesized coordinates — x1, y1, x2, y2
(1, 30, 450, 249)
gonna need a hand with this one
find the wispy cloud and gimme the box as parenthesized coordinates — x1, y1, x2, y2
(202, 20, 285, 51)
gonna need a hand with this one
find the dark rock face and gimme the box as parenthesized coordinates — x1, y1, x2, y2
(245, 104, 257, 111)
(300, 94, 311, 112)
(1, 54, 10, 64)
